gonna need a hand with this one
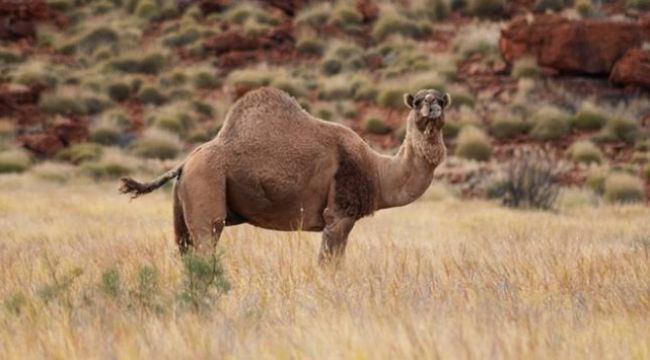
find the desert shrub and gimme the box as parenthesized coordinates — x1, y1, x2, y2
(296, 36, 324, 56)
(447, 88, 474, 108)
(596, 117, 639, 144)
(0, 48, 23, 64)
(328, 3, 362, 31)
(535, 0, 570, 11)
(80, 159, 133, 180)
(136, 0, 158, 18)
(372, 13, 425, 42)
(192, 101, 214, 118)
(0, 150, 31, 174)
(243, 19, 272, 37)
(585, 168, 607, 194)
(56, 143, 103, 165)
(603, 173, 646, 204)
(178, 254, 230, 312)
(91, 124, 123, 146)
(568, 140, 603, 164)
(39, 91, 86, 116)
(163, 27, 200, 48)
(467, 0, 505, 17)
(131, 129, 182, 159)
(490, 116, 528, 140)
(271, 76, 305, 98)
(0, 120, 15, 140)
(571, 102, 609, 131)
(511, 57, 539, 78)
(11, 60, 61, 87)
(76, 26, 119, 55)
(631, 151, 650, 164)
(137, 86, 167, 105)
(225, 3, 278, 26)
(453, 26, 500, 58)
(191, 68, 220, 90)
(455, 126, 492, 161)
(486, 152, 560, 209)
(100, 266, 122, 299)
(295, 3, 332, 27)
(318, 76, 353, 101)
(364, 116, 391, 134)
(321, 58, 343, 75)
(47, 0, 74, 11)
(107, 81, 133, 102)
(335, 101, 357, 119)
(376, 86, 408, 109)
(442, 121, 462, 139)
(131, 265, 162, 312)
(575, 0, 594, 16)
(626, 0, 650, 10)
(530, 106, 570, 141)
(411, 0, 451, 20)
(31, 161, 75, 183)
(315, 104, 335, 121)
(109, 52, 167, 75)
(226, 68, 272, 89)
(321, 42, 364, 75)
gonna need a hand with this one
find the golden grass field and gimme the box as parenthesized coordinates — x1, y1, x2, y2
(1, 174, 650, 359)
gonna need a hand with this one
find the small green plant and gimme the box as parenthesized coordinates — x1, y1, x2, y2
(568, 140, 603, 164)
(80, 160, 133, 180)
(603, 173, 646, 204)
(4, 292, 28, 315)
(130, 265, 161, 312)
(131, 129, 182, 160)
(107, 81, 133, 102)
(0, 150, 31, 174)
(585, 168, 607, 194)
(376, 86, 407, 109)
(643, 164, 650, 181)
(296, 36, 325, 56)
(571, 102, 609, 131)
(39, 91, 87, 116)
(596, 117, 639, 144)
(490, 116, 528, 140)
(137, 86, 167, 105)
(100, 266, 122, 299)
(530, 106, 570, 141)
(109, 52, 167, 75)
(455, 126, 492, 161)
(55, 143, 103, 165)
(626, 0, 650, 10)
(178, 254, 230, 312)
(294, 2, 332, 27)
(364, 116, 391, 134)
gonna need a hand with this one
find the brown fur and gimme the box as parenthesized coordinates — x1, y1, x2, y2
(120, 87, 450, 261)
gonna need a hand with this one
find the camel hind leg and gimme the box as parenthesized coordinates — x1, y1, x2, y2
(177, 148, 227, 255)
(173, 182, 191, 254)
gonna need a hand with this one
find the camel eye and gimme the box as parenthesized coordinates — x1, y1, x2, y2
(414, 98, 423, 107)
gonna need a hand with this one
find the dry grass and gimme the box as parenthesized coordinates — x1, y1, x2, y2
(1, 175, 650, 359)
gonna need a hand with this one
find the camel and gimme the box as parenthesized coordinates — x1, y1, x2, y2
(120, 87, 451, 262)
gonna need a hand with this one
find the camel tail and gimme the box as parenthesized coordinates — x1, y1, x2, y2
(119, 164, 183, 199)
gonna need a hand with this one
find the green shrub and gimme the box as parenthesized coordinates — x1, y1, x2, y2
(0, 48, 23, 64)
(412, 0, 451, 20)
(321, 58, 343, 75)
(55, 143, 103, 165)
(80, 155, 133, 180)
(31, 162, 74, 183)
(597, 117, 638, 144)
(643, 164, 650, 181)
(467, 0, 505, 17)
(372, 14, 424, 42)
(192, 101, 214, 118)
(163, 27, 200, 48)
(271, 77, 305, 98)
(511, 57, 539, 78)
(294, 3, 331, 27)
(603, 173, 646, 204)
(365, 116, 391, 134)
(376, 87, 406, 109)
(329, 4, 362, 28)
(107, 81, 133, 102)
(571, 102, 608, 131)
(131, 129, 182, 159)
(76, 26, 119, 55)
(0, 150, 31, 174)
(39, 92, 86, 116)
(296, 37, 325, 56)
(631, 151, 650, 164)
(192, 69, 220, 89)
(447, 89, 474, 108)
(110, 52, 167, 75)
(90, 125, 121, 146)
(137, 86, 167, 105)
(315, 105, 335, 121)
(226, 69, 272, 88)
(535, 0, 570, 11)
(490, 116, 528, 140)
(585, 168, 607, 194)
(455, 126, 492, 161)
(530, 106, 570, 141)
(178, 253, 230, 311)
(136, 0, 158, 18)
(626, 0, 650, 10)
(442, 121, 462, 139)
(568, 140, 603, 164)
(453, 27, 499, 58)
(575, 0, 594, 16)
(47, 0, 74, 11)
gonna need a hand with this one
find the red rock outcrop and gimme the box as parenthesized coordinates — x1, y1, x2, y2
(610, 48, 650, 89)
(500, 14, 649, 75)
(18, 116, 89, 157)
(356, 0, 379, 23)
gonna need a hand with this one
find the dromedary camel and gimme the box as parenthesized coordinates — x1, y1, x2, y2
(120, 87, 451, 262)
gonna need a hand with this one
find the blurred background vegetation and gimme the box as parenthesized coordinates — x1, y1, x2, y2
(0, 0, 648, 207)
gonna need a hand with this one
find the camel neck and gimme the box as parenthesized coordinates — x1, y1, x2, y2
(374, 128, 445, 210)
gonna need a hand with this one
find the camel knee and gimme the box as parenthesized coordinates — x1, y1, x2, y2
(188, 217, 226, 255)
(318, 216, 355, 263)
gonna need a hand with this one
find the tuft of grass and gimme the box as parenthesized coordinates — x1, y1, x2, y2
(109, 51, 168, 75)
(643, 164, 650, 181)
(585, 167, 607, 194)
(511, 57, 539, 78)
(372, 13, 425, 42)
(328, 3, 363, 29)
(571, 102, 609, 131)
(39, 90, 87, 116)
(0, 149, 31, 174)
(137, 86, 167, 105)
(596, 117, 639, 144)
(376, 85, 408, 109)
(626, 0, 650, 10)
(55, 143, 103, 165)
(226, 68, 273, 89)
(453, 26, 500, 59)
(178, 254, 230, 312)
(603, 173, 646, 204)
(490, 115, 529, 140)
(0, 48, 23, 64)
(455, 126, 492, 161)
(131, 129, 182, 160)
(191, 68, 220, 90)
(296, 35, 325, 56)
(530, 106, 570, 141)
(364, 116, 391, 134)
(30, 161, 75, 183)
(467, 0, 505, 18)
(107, 81, 133, 102)
(294, 3, 332, 27)
(568, 140, 603, 165)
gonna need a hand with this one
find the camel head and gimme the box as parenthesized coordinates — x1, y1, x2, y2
(403, 89, 452, 134)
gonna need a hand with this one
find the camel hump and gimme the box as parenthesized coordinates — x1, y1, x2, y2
(233, 87, 304, 114)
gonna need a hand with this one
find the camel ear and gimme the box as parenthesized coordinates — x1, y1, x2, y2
(403, 93, 415, 109)
(442, 93, 452, 109)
